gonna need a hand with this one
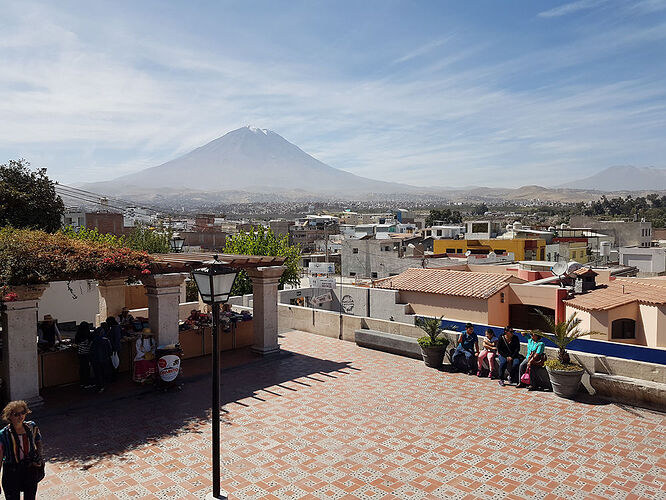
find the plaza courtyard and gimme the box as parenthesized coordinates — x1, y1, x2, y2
(36, 330, 665, 499)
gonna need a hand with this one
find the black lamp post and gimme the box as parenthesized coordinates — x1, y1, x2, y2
(170, 234, 185, 253)
(191, 256, 238, 500)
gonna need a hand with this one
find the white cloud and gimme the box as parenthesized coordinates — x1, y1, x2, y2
(0, 1, 665, 188)
(538, 0, 608, 18)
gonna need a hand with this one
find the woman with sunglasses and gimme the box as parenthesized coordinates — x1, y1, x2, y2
(0, 400, 44, 500)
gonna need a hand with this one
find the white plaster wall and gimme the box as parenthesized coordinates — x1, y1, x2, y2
(38, 280, 99, 324)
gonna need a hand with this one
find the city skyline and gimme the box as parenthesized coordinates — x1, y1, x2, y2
(1, 0, 665, 187)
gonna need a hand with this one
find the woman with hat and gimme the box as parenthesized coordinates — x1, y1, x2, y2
(134, 328, 157, 384)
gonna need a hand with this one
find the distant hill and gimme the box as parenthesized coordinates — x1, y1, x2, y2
(83, 126, 415, 197)
(557, 166, 666, 191)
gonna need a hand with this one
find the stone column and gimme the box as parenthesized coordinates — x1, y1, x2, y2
(143, 273, 187, 346)
(97, 278, 127, 324)
(247, 266, 286, 356)
(1, 284, 49, 405)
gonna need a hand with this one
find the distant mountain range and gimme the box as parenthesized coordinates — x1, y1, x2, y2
(80, 127, 666, 204)
(557, 165, 666, 191)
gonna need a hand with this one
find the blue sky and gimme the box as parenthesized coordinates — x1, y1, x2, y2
(1, 0, 665, 188)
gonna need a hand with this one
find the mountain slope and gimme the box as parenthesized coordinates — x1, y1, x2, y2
(557, 165, 666, 191)
(83, 126, 414, 196)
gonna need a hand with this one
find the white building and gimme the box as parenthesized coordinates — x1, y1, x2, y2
(619, 247, 666, 276)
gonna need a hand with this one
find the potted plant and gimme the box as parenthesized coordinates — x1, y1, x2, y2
(536, 311, 591, 398)
(416, 316, 450, 368)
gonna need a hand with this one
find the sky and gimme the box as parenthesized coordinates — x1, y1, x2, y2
(1, 0, 666, 188)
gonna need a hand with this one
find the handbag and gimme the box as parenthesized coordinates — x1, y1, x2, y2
(111, 351, 120, 369)
(25, 454, 45, 483)
(532, 352, 547, 368)
(520, 367, 531, 385)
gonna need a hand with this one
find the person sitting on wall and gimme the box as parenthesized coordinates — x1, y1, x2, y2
(451, 323, 479, 374)
(37, 315, 61, 350)
(497, 326, 523, 386)
(518, 331, 551, 391)
(477, 328, 498, 378)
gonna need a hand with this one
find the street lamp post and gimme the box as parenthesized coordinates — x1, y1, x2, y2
(191, 256, 238, 500)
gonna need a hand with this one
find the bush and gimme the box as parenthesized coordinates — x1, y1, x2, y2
(0, 227, 151, 290)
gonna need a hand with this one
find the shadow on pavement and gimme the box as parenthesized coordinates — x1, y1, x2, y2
(36, 350, 356, 465)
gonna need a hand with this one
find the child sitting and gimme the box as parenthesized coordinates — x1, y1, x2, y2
(477, 328, 498, 378)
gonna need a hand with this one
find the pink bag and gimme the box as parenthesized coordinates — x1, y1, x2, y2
(520, 367, 531, 385)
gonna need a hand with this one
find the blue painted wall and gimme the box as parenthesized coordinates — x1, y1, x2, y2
(424, 317, 666, 366)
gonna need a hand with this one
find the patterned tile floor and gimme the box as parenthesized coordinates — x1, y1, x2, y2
(34, 330, 665, 499)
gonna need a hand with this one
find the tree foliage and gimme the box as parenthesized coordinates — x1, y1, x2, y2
(223, 226, 301, 296)
(425, 208, 463, 227)
(61, 225, 171, 253)
(0, 159, 65, 232)
(583, 194, 666, 228)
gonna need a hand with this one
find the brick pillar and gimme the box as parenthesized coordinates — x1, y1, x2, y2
(143, 273, 187, 346)
(1, 285, 49, 405)
(248, 266, 286, 356)
(97, 278, 127, 325)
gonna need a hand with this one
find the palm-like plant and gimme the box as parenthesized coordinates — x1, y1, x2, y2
(535, 310, 590, 365)
(415, 316, 449, 347)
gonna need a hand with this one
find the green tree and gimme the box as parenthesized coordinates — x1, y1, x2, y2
(0, 159, 64, 232)
(472, 203, 489, 216)
(223, 226, 301, 295)
(61, 224, 171, 253)
(425, 208, 463, 226)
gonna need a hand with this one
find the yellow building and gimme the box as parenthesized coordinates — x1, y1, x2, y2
(433, 239, 546, 261)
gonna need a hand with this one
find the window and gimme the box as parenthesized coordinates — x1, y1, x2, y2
(371, 272, 378, 278)
(349, 272, 356, 277)
(437, 230, 442, 236)
(471, 222, 488, 233)
(446, 248, 456, 253)
(612, 318, 636, 339)
(385, 246, 390, 251)
(352, 248, 358, 254)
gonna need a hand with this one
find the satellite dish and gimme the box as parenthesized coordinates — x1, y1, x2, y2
(551, 259, 568, 277)
(465, 250, 472, 257)
(566, 261, 583, 276)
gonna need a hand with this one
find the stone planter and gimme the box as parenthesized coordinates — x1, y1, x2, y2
(546, 366, 584, 399)
(420, 344, 447, 368)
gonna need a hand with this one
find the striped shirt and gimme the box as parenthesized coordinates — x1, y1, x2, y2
(0, 422, 41, 464)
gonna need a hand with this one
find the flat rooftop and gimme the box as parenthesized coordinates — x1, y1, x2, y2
(38, 330, 665, 499)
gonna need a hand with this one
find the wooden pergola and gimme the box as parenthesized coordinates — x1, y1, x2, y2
(150, 252, 286, 272)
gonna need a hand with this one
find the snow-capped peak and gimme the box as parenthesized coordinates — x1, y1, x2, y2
(247, 125, 269, 135)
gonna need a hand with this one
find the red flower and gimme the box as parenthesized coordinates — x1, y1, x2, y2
(3, 292, 18, 302)
(141, 269, 151, 275)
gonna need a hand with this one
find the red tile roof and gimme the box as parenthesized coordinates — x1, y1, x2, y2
(373, 268, 519, 299)
(563, 278, 666, 311)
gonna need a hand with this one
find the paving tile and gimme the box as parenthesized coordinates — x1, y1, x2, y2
(33, 329, 666, 500)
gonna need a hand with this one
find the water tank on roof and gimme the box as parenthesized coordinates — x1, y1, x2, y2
(548, 226, 555, 231)
(512, 221, 522, 231)
(506, 224, 512, 232)
(560, 223, 569, 229)
(599, 241, 611, 257)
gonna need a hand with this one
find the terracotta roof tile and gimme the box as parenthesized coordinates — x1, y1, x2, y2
(563, 278, 666, 311)
(373, 268, 517, 299)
